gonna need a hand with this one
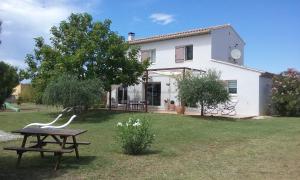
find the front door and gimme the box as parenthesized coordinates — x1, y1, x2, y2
(146, 82, 161, 106)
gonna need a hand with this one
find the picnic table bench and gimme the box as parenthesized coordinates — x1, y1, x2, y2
(3, 127, 90, 170)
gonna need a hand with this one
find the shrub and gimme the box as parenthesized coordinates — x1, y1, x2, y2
(116, 117, 155, 155)
(271, 68, 300, 116)
(43, 74, 104, 111)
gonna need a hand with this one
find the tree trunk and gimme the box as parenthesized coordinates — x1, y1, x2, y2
(200, 102, 204, 116)
(109, 89, 112, 110)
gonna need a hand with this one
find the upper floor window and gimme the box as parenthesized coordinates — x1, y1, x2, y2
(141, 49, 156, 64)
(226, 80, 237, 94)
(175, 45, 193, 63)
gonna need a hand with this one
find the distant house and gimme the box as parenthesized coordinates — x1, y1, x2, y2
(110, 24, 272, 116)
(10, 84, 32, 101)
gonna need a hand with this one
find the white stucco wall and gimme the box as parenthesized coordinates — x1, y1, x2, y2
(210, 60, 261, 116)
(259, 76, 272, 115)
(108, 27, 269, 116)
(211, 27, 245, 65)
(139, 34, 212, 70)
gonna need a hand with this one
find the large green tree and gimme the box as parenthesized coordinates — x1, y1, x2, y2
(177, 70, 229, 116)
(23, 13, 148, 104)
(0, 61, 19, 107)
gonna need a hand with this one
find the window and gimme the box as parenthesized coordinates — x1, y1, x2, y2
(185, 45, 193, 60)
(175, 45, 193, 63)
(226, 80, 237, 94)
(118, 86, 128, 104)
(141, 49, 156, 64)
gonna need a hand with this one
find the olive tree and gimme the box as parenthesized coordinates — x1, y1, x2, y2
(177, 69, 229, 116)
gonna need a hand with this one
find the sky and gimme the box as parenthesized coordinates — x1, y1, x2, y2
(0, 0, 299, 73)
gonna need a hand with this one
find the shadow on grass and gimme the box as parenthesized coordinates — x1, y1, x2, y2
(188, 115, 238, 122)
(120, 149, 162, 156)
(48, 109, 142, 124)
(0, 155, 96, 180)
(136, 149, 162, 156)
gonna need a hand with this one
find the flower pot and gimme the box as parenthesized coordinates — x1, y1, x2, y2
(176, 106, 185, 114)
(164, 103, 170, 111)
(169, 104, 176, 111)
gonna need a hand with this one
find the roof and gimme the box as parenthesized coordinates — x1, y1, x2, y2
(128, 24, 231, 45)
(211, 59, 274, 77)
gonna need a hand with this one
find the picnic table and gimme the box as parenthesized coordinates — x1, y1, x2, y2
(3, 127, 90, 170)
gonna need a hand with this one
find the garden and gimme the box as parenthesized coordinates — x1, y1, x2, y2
(1, 107, 300, 179)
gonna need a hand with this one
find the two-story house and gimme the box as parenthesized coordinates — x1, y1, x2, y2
(110, 24, 272, 117)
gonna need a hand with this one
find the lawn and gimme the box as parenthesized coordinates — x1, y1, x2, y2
(1, 108, 300, 179)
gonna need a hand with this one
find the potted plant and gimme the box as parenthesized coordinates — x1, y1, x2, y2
(176, 101, 186, 114)
(169, 100, 175, 111)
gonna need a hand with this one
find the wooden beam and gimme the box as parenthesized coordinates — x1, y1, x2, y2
(145, 70, 148, 113)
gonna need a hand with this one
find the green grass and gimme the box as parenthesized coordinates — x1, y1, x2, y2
(1, 108, 300, 179)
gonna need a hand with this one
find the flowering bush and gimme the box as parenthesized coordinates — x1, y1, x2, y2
(271, 68, 300, 116)
(116, 118, 155, 155)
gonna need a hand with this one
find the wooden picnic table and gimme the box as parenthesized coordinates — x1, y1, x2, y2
(3, 127, 90, 170)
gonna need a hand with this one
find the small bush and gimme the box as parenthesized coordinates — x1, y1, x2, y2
(116, 117, 155, 155)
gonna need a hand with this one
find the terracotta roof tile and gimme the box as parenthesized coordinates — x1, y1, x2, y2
(128, 24, 230, 44)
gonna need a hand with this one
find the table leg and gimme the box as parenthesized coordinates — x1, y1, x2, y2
(72, 136, 79, 159)
(17, 135, 28, 167)
(54, 136, 67, 170)
(54, 152, 62, 171)
(37, 135, 44, 158)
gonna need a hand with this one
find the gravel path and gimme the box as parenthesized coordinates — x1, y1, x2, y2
(0, 130, 22, 142)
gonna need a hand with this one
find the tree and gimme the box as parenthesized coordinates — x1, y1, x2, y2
(271, 68, 300, 116)
(23, 13, 148, 104)
(0, 61, 19, 107)
(177, 69, 229, 116)
(43, 74, 104, 110)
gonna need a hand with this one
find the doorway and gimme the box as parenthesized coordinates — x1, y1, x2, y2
(146, 82, 161, 106)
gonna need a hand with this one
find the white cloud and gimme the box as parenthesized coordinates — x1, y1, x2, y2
(0, 0, 97, 68)
(149, 13, 175, 25)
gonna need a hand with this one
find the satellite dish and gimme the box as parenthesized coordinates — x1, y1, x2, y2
(231, 49, 241, 59)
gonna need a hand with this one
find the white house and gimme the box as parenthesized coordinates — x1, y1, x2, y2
(110, 24, 272, 117)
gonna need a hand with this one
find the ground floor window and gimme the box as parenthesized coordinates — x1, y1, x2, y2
(226, 80, 237, 94)
(118, 86, 128, 104)
(146, 82, 161, 106)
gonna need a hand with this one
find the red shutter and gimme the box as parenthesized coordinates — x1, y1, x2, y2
(175, 47, 185, 63)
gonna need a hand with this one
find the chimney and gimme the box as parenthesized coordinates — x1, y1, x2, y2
(128, 32, 135, 41)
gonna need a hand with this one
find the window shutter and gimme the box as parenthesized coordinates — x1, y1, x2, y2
(141, 51, 150, 62)
(228, 80, 237, 89)
(175, 47, 185, 63)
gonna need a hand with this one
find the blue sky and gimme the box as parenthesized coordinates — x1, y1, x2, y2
(0, 0, 299, 73)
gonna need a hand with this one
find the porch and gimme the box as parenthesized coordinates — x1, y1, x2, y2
(107, 67, 205, 112)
